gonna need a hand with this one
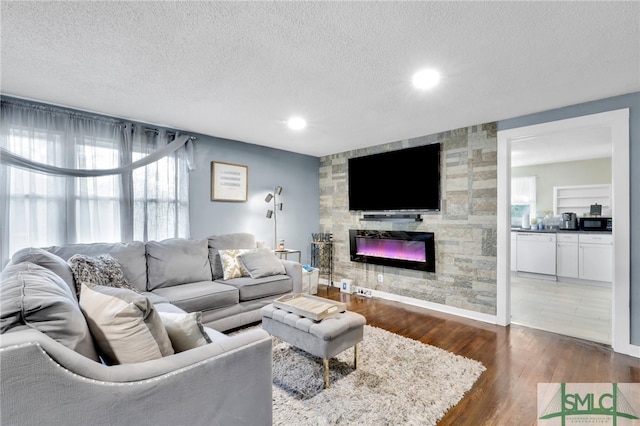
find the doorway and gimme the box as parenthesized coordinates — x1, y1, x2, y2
(509, 133, 612, 343)
(496, 109, 635, 356)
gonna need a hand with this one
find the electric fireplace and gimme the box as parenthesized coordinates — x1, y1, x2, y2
(349, 230, 435, 272)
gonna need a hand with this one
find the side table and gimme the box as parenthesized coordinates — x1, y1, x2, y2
(274, 249, 301, 263)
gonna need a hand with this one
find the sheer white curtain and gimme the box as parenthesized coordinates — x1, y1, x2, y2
(0, 100, 191, 267)
(129, 124, 189, 242)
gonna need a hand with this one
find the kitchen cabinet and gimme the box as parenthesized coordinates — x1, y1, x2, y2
(516, 232, 556, 276)
(510, 232, 517, 272)
(579, 234, 612, 282)
(556, 233, 579, 278)
(512, 230, 612, 283)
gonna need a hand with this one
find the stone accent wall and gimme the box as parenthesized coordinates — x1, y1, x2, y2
(319, 123, 498, 315)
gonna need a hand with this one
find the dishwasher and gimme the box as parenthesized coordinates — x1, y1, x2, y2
(516, 232, 556, 276)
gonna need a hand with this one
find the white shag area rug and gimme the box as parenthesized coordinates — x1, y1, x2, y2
(269, 325, 486, 426)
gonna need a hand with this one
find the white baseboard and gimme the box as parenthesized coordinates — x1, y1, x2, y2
(318, 279, 498, 324)
(356, 288, 498, 325)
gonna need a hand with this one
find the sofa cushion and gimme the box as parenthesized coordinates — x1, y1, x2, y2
(207, 233, 256, 279)
(45, 242, 147, 292)
(219, 249, 250, 280)
(237, 248, 286, 279)
(68, 254, 141, 297)
(0, 262, 99, 362)
(146, 238, 211, 290)
(157, 311, 211, 352)
(219, 275, 293, 302)
(79, 283, 174, 365)
(152, 281, 239, 313)
(10, 247, 76, 297)
(142, 291, 171, 305)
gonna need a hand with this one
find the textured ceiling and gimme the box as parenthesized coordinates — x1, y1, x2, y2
(1, 1, 639, 157)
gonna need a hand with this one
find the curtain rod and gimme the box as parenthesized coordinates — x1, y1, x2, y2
(1, 97, 122, 124)
(2, 98, 197, 140)
(142, 127, 197, 140)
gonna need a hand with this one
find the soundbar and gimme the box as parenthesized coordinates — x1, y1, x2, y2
(360, 214, 422, 222)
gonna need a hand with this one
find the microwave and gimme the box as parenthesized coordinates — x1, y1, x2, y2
(579, 217, 612, 232)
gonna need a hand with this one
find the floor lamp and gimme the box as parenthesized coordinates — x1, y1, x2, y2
(265, 186, 283, 250)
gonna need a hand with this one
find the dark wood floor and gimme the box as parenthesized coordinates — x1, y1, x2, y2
(316, 285, 639, 425)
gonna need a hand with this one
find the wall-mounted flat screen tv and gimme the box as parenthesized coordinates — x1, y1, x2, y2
(348, 143, 440, 211)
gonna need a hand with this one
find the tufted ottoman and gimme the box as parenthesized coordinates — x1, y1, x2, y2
(261, 303, 366, 388)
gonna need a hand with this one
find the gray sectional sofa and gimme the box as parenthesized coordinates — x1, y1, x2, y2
(0, 232, 302, 426)
(42, 232, 303, 331)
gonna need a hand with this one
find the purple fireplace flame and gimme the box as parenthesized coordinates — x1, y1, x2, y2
(349, 230, 435, 272)
(355, 239, 426, 262)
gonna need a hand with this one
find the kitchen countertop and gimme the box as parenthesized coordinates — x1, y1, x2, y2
(510, 228, 612, 234)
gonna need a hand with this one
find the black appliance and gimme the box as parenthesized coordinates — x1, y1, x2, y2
(579, 217, 612, 232)
(559, 212, 578, 230)
(348, 143, 440, 211)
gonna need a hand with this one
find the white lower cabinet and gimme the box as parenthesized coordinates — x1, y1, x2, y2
(556, 234, 579, 278)
(579, 234, 613, 282)
(510, 232, 517, 272)
(515, 231, 613, 283)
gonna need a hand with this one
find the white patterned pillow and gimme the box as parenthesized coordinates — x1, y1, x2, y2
(219, 249, 250, 280)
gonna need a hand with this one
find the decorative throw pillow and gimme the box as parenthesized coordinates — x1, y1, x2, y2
(47, 241, 147, 291)
(0, 262, 100, 362)
(79, 283, 174, 365)
(207, 233, 257, 279)
(157, 311, 211, 352)
(237, 248, 286, 279)
(219, 249, 250, 280)
(68, 254, 141, 298)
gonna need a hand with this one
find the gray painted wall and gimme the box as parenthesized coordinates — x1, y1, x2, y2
(188, 135, 320, 265)
(498, 91, 640, 345)
(512, 158, 612, 214)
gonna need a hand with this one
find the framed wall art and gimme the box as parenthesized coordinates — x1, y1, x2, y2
(211, 161, 248, 202)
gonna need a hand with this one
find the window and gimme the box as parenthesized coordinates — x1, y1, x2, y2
(132, 137, 189, 241)
(7, 128, 68, 251)
(511, 176, 536, 227)
(1, 100, 190, 267)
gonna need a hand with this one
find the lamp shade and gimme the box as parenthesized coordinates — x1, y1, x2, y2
(265, 193, 273, 202)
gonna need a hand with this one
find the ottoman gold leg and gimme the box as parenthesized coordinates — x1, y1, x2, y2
(354, 343, 359, 369)
(323, 359, 329, 389)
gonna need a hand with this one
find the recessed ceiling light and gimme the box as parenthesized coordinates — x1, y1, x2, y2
(287, 116, 307, 130)
(412, 69, 440, 90)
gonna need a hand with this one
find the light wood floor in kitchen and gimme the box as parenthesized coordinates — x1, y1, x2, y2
(511, 274, 612, 344)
